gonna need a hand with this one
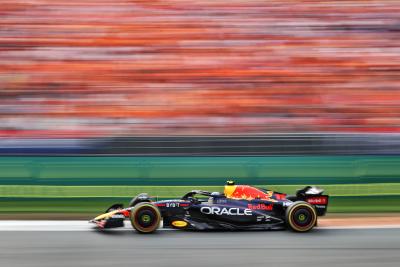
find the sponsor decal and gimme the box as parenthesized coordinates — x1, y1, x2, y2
(171, 221, 188, 228)
(166, 202, 180, 208)
(307, 196, 328, 205)
(200, 206, 252, 216)
(156, 202, 190, 208)
(257, 215, 272, 222)
(247, 203, 273, 211)
(226, 185, 276, 201)
(274, 193, 286, 200)
(122, 210, 130, 217)
(111, 214, 126, 219)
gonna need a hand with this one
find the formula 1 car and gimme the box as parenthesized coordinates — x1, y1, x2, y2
(90, 181, 329, 233)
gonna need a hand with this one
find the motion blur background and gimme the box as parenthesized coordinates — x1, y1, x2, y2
(1, 0, 400, 216)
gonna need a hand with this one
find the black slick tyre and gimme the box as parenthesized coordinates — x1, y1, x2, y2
(130, 202, 161, 233)
(286, 201, 317, 232)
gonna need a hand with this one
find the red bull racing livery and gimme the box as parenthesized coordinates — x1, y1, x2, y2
(90, 181, 329, 233)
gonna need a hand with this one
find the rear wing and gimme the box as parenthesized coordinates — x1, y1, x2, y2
(296, 186, 329, 216)
(305, 195, 329, 216)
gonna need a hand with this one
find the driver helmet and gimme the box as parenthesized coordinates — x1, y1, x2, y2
(224, 180, 237, 197)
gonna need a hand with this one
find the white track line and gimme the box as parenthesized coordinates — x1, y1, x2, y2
(319, 225, 400, 230)
(0, 221, 400, 231)
(0, 221, 170, 231)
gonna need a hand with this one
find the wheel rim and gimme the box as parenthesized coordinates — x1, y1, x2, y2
(288, 204, 316, 232)
(135, 208, 157, 228)
(142, 214, 151, 223)
(292, 207, 313, 227)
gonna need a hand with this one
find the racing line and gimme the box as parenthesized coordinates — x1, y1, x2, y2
(1, 220, 400, 231)
(0, 221, 400, 267)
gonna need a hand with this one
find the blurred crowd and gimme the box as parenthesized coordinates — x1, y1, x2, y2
(1, 0, 400, 139)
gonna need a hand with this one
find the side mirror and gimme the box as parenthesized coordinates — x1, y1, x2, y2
(187, 197, 200, 204)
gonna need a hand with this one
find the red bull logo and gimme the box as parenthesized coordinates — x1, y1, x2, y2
(224, 185, 275, 201)
(247, 203, 273, 211)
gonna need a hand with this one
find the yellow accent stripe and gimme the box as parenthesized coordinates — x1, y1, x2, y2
(93, 210, 119, 221)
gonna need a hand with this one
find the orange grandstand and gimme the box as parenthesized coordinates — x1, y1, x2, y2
(1, 0, 400, 139)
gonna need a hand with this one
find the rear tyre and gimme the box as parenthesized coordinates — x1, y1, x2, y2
(130, 202, 161, 233)
(286, 201, 317, 232)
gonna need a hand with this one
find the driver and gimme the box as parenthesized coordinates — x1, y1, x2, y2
(208, 192, 222, 204)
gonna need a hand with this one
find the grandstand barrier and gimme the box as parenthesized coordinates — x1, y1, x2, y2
(0, 156, 400, 186)
(1, 156, 399, 213)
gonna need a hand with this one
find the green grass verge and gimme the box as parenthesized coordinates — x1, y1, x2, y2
(1, 196, 399, 213)
(327, 196, 400, 213)
(1, 184, 399, 214)
(2, 156, 400, 185)
(1, 183, 400, 198)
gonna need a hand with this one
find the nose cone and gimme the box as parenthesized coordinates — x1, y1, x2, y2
(90, 210, 118, 222)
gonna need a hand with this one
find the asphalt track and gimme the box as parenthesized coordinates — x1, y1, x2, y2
(0, 222, 399, 267)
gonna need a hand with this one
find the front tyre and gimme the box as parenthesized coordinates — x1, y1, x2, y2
(286, 201, 317, 232)
(130, 203, 161, 233)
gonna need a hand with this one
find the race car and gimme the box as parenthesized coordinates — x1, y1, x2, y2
(90, 181, 329, 233)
